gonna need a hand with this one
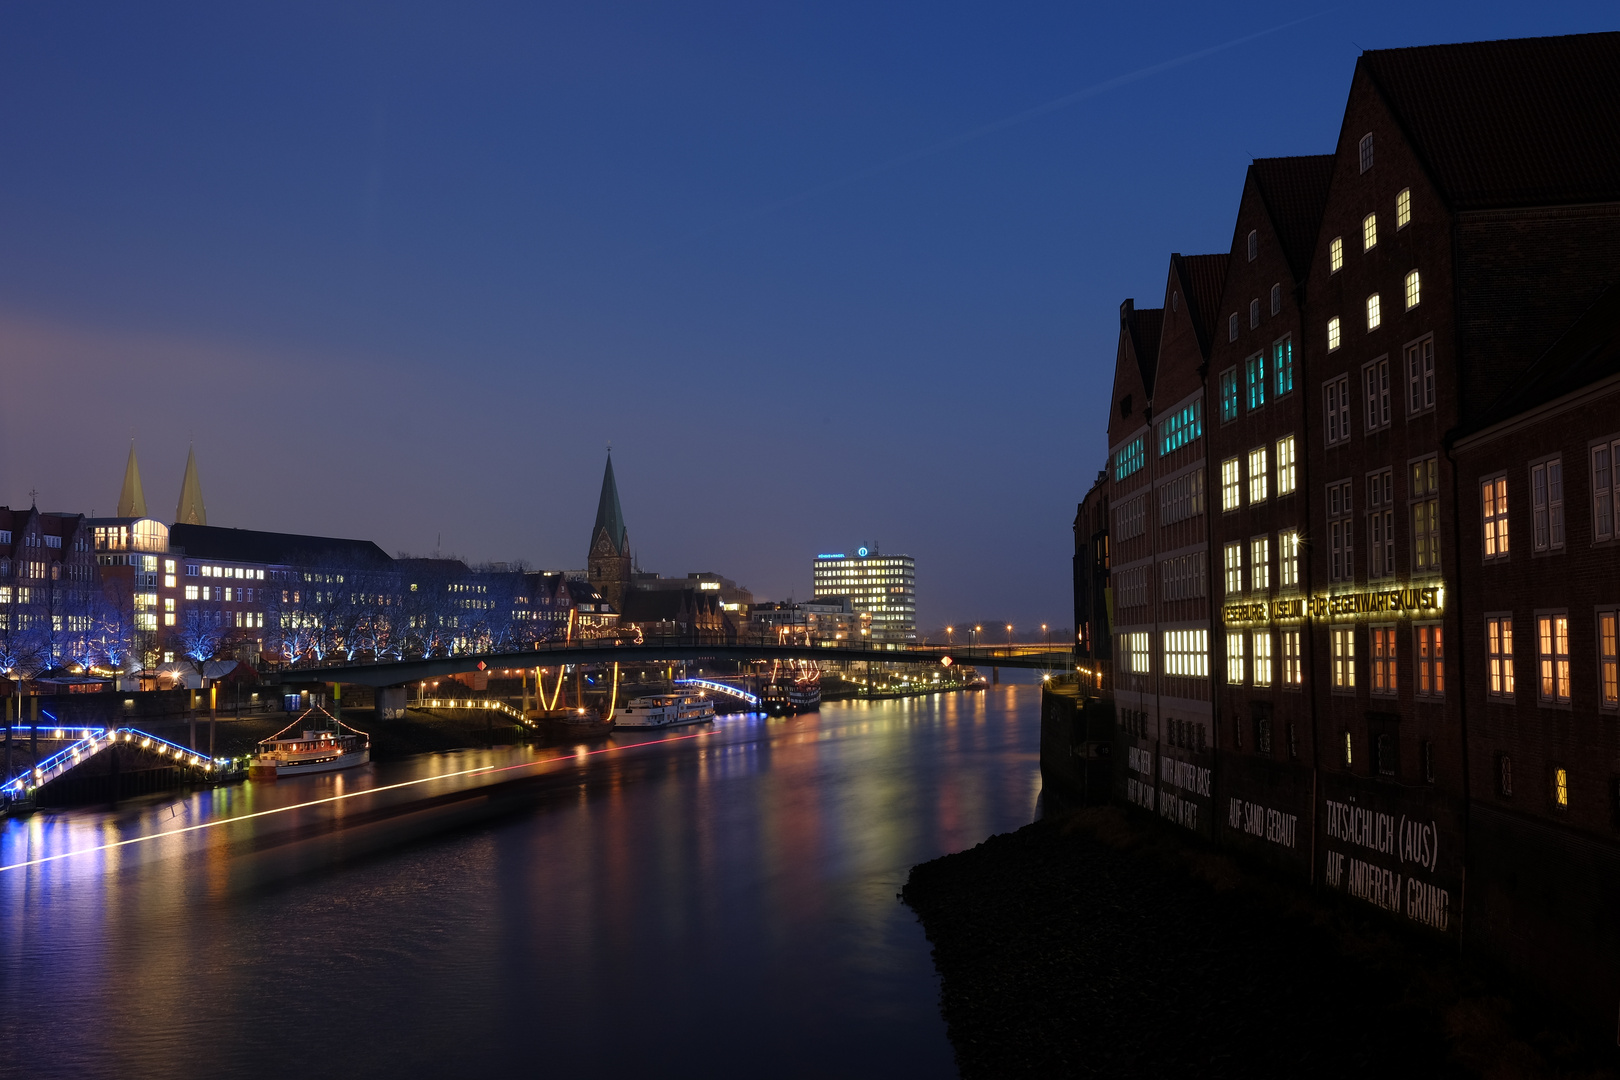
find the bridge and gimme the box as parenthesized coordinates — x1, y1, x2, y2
(274, 639, 1075, 688)
(4, 725, 227, 802)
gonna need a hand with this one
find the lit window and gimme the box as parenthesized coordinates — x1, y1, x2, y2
(1366, 292, 1381, 330)
(1371, 626, 1397, 694)
(1531, 458, 1565, 552)
(1482, 476, 1510, 559)
(184, 585, 199, 600)
(1282, 630, 1303, 685)
(1555, 767, 1569, 808)
(1487, 615, 1515, 699)
(1359, 133, 1374, 173)
(1344, 731, 1354, 768)
(1273, 337, 1294, 396)
(1221, 458, 1241, 511)
(164, 613, 175, 626)
(1363, 213, 1377, 251)
(164, 574, 176, 589)
(1223, 542, 1243, 596)
(1404, 270, 1421, 310)
(1248, 447, 1268, 503)
(1327, 317, 1341, 352)
(1278, 530, 1300, 588)
(1405, 338, 1435, 413)
(1250, 536, 1270, 590)
(1229, 313, 1239, 342)
(1396, 188, 1411, 227)
(1227, 630, 1245, 685)
(1253, 631, 1273, 687)
(1245, 352, 1267, 410)
(1219, 368, 1239, 422)
(1538, 614, 1571, 703)
(1330, 236, 1343, 273)
(1332, 627, 1356, 689)
(1416, 624, 1444, 697)
(1599, 609, 1618, 707)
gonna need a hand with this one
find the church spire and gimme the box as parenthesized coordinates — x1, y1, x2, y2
(176, 445, 206, 526)
(116, 442, 147, 518)
(591, 451, 629, 557)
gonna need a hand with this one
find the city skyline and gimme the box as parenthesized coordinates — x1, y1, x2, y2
(2, 2, 1612, 631)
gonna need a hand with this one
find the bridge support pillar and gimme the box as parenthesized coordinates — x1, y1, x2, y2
(377, 687, 407, 721)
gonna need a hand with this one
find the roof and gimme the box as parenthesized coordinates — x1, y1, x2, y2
(1250, 155, 1335, 281)
(1173, 253, 1230, 359)
(1361, 32, 1620, 210)
(169, 524, 393, 569)
(117, 443, 146, 519)
(1461, 280, 1620, 438)
(591, 455, 629, 554)
(175, 447, 206, 526)
(1126, 305, 1163, 399)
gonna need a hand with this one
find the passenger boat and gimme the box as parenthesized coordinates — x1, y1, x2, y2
(763, 675, 822, 716)
(249, 708, 370, 779)
(614, 692, 717, 729)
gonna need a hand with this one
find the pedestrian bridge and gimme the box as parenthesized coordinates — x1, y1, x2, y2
(3, 725, 227, 803)
(278, 639, 1074, 689)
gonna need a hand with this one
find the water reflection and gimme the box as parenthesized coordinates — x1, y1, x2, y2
(1, 679, 1042, 1079)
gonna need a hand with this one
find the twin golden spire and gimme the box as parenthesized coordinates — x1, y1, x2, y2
(115, 442, 206, 525)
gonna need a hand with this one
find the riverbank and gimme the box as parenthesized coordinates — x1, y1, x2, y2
(903, 807, 1617, 1079)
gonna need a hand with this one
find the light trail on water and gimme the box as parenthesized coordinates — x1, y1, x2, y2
(0, 728, 716, 876)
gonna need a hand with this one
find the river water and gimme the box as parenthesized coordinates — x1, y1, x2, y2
(0, 677, 1043, 1079)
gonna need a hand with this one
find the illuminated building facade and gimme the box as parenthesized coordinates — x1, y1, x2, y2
(812, 548, 915, 644)
(1079, 32, 1620, 1022)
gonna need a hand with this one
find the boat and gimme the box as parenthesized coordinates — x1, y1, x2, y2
(762, 672, 822, 716)
(249, 707, 370, 779)
(614, 692, 717, 729)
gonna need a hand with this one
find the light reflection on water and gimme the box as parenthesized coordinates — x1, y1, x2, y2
(0, 678, 1042, 1079)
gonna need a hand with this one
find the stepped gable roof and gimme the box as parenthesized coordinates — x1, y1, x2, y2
(1361, 32, 1620, 210)
(1461, 280, 1620, 439)
(591, 454, 628, 554)
(170, 524, 392, 569)
(1126, 305, 1163, 399)
(1250, 155, 1335, 281)
(1173, 253, 1229, 359)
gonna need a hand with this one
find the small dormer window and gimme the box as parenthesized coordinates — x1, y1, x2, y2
(1359, 133, 1374, 173)
(1247, 230, 1258, 262)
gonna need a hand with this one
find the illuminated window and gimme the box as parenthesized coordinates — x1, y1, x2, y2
(1482, 476, 1510, 559)
(1229, 312, 1239, 342)
(1555, 767, 1569, 808)
(1359, 133, 1374, 173)
(1120, 632, 1151, 674)
(1531, 458, 1565, 552)
(1371, 626, 1397, 694)
(1366, 292, 1382, 331)
(1599, 610, 1618, 708)
(184, 585, 199, 600)
(1246, 229, 1258, 261)
(1219, 368, 1239, 422)
(1593, 439, 1620, 541)
(1416, 624, 1444, 697)
(1248, 447, 1268, 503)
(1276, 436, 1296, 495)
(1363, 213, 1377, 251)
(1162, 629, 1209, 678)
(164, 613, 175, 626)
(1486, 615, 1515, 698)
(1327, 317, 1341, 352)
(163, 574, 176, 589)
(1274, 336, 1294, 396)
(1253, 631, 1273, 686)
(1245, 352, 1267, 410)
(1330, 236, 1343, 273)
(1412, 456, 1441, 573)
(1404, 270, 1421, 310)
(1221, 458, 1241, 511)
(1113, 438, 1144, 481)
(1227, 631, 1245, 685)
(1282, 630, 1303, 685)
(1250, 536, 1270, 590)
(1539, 613, 1571, 704)
(1325, 374, 1351, 445)
(1331, 627, 1356, 689)
(1278, 530, 1300, 588)
(1158, 400, 1203, 455)
(1344, 730, 1354, 768)
(1223, 542, 1243, 596)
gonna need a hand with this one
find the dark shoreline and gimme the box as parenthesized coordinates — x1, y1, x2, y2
(902, 808, 1617, 1079)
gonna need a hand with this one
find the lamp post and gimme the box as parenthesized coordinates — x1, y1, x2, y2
(1005, 624, 1013, 651)
(945, 626, 954, 649)
(971, 625, 981, 657)
(1042, 623, 1049, 650)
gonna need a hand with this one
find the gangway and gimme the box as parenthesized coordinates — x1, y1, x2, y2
(672, 678, 761, 707)
(4, 725, 228, 802)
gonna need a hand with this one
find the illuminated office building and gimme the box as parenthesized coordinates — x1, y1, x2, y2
(812, 547, 915, 645)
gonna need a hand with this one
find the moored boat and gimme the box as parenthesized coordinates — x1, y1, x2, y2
(614, 692, 716, 729)
(249, 708, 370, 779)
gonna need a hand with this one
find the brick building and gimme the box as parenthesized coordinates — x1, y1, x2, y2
(1075, 31, 1620, 1022)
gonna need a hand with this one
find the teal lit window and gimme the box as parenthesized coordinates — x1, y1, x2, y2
(1159, 400, 1204, 456)
(1245, 353, 1268, 410)
(1220, 369, 1239, 422)
(1274, 337, 1294, 396)
(1113, 438, 1145, 481)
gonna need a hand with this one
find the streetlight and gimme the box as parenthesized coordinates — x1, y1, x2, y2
(971, 625, 980, 655)
(945, 625, 954, 649)
(1005, 623, 1013, 650)
(1042, 623, 1049, 650)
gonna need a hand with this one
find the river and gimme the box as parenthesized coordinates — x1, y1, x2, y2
(0, 676, 1044, 1079)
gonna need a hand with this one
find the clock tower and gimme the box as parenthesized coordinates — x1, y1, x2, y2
(587, 452, 632, 613)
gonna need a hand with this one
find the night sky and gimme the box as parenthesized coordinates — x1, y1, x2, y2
(0, 2, 1608, 632)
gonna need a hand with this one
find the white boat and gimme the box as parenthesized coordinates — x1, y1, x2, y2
(250, 708, 371, 778)
(614, 692, 717, 729)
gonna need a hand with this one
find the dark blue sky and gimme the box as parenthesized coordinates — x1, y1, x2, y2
(0, 2, 1608, 631)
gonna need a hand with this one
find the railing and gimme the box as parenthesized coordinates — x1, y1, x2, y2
(4, 726, 229, 799)
(672, 679, 761, 706)
(412, 698, 530, 723)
